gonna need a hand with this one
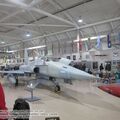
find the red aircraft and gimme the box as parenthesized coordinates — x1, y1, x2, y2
(98, 83, 120, 97)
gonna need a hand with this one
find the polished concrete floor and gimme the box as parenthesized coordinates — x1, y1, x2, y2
(1, 78, 120, 120)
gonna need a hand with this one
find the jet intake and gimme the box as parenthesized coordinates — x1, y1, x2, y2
(34, 67, 39, 74)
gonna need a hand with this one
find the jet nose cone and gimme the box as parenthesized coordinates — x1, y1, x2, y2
(71, 68, 97, 80)
(82, 73, 96, 80)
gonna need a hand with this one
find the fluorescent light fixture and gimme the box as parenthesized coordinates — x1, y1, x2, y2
(6, 50, 16, 53)
(78, 16, 83, 23)
(78, 19, 83, 23)
(6, 45, 46, 53)
(90, 35, 106, 40)
(27, 45, 46, 50)
(1, 41, 5, 44)
(81, 38, 88, 41)
(74, 35, 107, 42)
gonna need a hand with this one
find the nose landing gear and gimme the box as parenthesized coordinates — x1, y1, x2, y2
(49, 77, 61, 92)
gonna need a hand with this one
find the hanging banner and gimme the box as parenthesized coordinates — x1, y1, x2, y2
(64, 41, 67, 54)
(71, 40, 74, 52)
(51, 43, 54, 55)
(84, 41, 89, 51)
(88, 37, 91, 50)
(96, 35, 101, 49)
(77, 31, 82, 51)
(107, 34, 112, 48)
(79, 38, 82, 51)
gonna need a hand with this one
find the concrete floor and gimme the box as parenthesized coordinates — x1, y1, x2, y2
(1, 78, 120, 120)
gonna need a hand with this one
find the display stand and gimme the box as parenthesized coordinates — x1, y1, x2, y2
(24, 79, 41, 102)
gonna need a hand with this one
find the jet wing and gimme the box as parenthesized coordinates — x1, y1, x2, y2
(0, 70, 24, 75)
(59, 58, 72, 65)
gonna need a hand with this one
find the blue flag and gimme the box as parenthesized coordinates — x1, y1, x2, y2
(107, 34, 112, 48)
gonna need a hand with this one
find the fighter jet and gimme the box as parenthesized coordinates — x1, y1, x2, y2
(0, 49, 96, 92)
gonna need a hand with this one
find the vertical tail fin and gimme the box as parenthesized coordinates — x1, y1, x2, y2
(24, 48, 29, 65)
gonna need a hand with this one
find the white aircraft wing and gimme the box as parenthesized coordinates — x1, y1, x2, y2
(0, 70, 24, 74)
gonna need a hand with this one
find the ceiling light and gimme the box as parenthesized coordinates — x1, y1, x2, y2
(27, 45, 46, 50)
(7, 50, 16, 53)
(74, 35, 107, 42)
(78, 19, 83, 23)
(78, 16, 83, 23)
(1, 41, 5, 44)
(26, 33, 31, 37)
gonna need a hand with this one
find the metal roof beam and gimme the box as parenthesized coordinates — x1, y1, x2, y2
(29, 7, 75, 26)
(4, 0, 75, 26)
(0, 23, 71, 27)
(0, 34, 21, 40)
(1, 0, 93, 26)
(0, 3, 16, 7)
(1, 17, 120, 47)
(29, 0, 43, 7)
(0, 10, 23, 23)
(4, 25, 39, 34)
(47, 0, 79, 28)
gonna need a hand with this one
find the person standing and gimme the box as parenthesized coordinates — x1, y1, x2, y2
(99, 63, 104, 71)
(82, 63, 86, 71)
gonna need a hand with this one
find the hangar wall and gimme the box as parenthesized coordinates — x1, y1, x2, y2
(47, 38, 119, 63)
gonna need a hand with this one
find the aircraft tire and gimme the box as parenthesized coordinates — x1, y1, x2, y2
(55, 85, 61, 92)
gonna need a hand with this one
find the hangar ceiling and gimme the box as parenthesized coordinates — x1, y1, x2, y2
(0, 0, 120, 50)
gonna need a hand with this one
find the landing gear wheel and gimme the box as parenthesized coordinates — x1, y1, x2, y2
(55, 85, 61, 92)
